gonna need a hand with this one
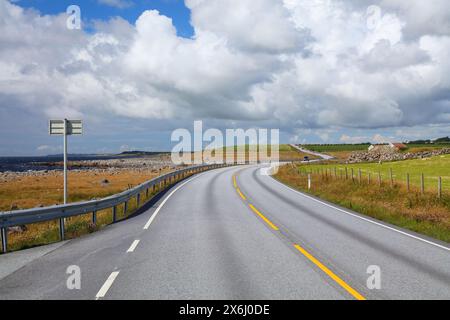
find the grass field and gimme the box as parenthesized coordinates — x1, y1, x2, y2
(275, 163, 450, 243)
(0, 168, 175, 252)
(301, 143, 450, 159)
(299, 154, 450, 192)
(0, 169, 171, 211)
(301, 144, 371, 152)
(203, 144, 317, 161)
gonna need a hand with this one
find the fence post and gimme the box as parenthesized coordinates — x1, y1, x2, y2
(378, 172, 382, 187)
(406, 173, 410, 192)
(345, 167, 348, 180)
(308, 173, 311, 190)
(358, 169, 362, 184)
(351, 168, 354, 182)
(421, 173, 425, 194)
(368, 172, 371, 185)
(334, 167, 337, 178)
(1, 227, 7, 253)
(390, 168, 394, 187)
(438, 177, 442, 199)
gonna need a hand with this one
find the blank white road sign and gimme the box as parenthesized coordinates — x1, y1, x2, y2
(49, 120, 83, 135)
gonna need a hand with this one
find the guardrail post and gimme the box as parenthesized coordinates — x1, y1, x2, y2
(59, 218, 65, 240)
(124, 201, 128, 216)
(137, 193, 141, 207)
(146, 188, 149, 199)
(1, 227, 7, 253)
(92, 211, 97, 225)
(112, 206, 117, 223)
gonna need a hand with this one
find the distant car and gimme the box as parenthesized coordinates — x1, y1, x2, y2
(303, 156, 310, 162)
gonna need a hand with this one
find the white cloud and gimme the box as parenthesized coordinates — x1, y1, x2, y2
(0, 0, 449, 154)
(339, 134, 370, 144)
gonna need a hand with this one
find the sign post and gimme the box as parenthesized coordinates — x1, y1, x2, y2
(49, 119, 83, 205)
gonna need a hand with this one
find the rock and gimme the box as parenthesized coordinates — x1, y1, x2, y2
(8, 225, 27, 233)
(347, 148, 450, 163)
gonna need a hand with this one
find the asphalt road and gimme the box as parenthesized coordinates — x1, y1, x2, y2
(0, 165, 449, 300)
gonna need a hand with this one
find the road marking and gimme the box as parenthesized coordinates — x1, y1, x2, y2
(270, 176, 450, 252)
(294, 244, 366, 300)
(236, 188, 246, 200)
(233, 175, 237, 188)
(249, 204, 279, 231)
(143, 173, 206, 230)
(127, 240, 140, 253)
(235, 169, 367, 300)
(96, 271, 120, 300)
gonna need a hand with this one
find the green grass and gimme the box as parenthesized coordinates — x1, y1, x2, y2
(300, 154, 450, 191)
(301, 144, 371, 152)
(219, 144, 293, 152)
(406, 143, 450, 149)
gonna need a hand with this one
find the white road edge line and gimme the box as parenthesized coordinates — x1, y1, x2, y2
(268, 173, 450, 252)
(126, 240, 140, 253)
(95, 271, 120, 300)
(143, 172, 208, 230)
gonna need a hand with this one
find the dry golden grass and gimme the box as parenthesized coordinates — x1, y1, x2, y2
(275, 164, 450, 242)
(0, 169, 172, 211)
(0, 168, 175, 252)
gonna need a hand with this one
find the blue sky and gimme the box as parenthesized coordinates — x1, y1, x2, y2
(16, 0, 194, 37)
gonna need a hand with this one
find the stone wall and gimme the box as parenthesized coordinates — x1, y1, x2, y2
(347, 148, 450, 163)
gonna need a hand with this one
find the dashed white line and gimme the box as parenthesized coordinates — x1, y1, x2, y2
(96, 271, 120, 300)
(143, 173, 206, 230)
(126, 240, 140, 253)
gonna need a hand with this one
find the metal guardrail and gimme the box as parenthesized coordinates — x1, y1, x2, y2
(0, 163, 229, 253)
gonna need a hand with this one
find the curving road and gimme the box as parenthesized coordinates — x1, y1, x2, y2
(0, 165, 449, 300)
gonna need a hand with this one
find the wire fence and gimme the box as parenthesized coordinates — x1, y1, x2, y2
(297, 166, 447, 199)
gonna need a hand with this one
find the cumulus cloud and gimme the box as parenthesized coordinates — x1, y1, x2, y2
(0, 0, 449, 154)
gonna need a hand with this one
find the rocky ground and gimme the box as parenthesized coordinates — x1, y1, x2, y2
(347, 147, 450, 163)
(0, 154, 178, 183)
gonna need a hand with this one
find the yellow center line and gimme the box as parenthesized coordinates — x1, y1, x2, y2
(233, 175, 237, 188)
(294, 244, 366, 301)
(232, 173, 367, 301)
(236, 188, 247, 200)
(248, 204, 279, 231)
